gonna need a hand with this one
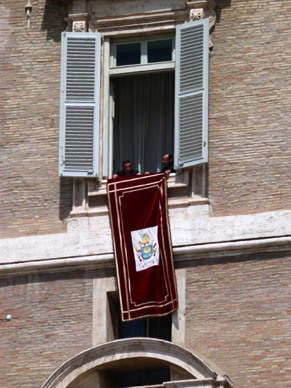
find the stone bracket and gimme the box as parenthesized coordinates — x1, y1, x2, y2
(66, 13, 89, 32)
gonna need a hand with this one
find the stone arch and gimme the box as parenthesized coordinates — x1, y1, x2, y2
(42, 338, 233, 387)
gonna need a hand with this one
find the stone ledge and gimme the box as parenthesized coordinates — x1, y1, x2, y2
(71, 195, 209, 217)
(1, 210, 291, 272)
(1, 236, 290, 278)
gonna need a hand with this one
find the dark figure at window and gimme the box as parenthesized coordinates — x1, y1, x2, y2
(161, 153, 176, 175)
(113, 160, 141, 179)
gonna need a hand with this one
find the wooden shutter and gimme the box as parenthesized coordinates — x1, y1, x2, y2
(59, 32, 101, 177)
(174, 18, 209, 169)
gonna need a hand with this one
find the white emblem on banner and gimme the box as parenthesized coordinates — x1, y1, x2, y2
(131, 226, 159, 272)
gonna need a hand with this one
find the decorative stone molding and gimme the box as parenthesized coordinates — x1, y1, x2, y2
(93, 3, 216, 50)
(94, 1, 212, 35)
(189, 8, 205, 21)
(208, 10, 217, 50)
(68, 13, 89, 32)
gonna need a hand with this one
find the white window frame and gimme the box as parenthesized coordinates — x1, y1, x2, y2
(110, 35, 175, 75)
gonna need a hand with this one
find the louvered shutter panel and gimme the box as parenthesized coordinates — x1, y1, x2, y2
(59, 32, 101, 177)
(174, 18, 209, 169)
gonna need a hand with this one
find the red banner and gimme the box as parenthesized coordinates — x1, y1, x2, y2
(107, 173, 178, 321)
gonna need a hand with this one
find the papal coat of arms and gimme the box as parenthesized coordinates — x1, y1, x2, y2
(131, 226, 159, 271)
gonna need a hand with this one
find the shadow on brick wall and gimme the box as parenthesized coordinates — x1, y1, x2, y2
(214, 0, 232, 23)
(42, 0, 68, 42)
(59, 177, 73, 221)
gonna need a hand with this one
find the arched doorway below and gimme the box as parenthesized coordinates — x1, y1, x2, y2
(42, 338, 233, 388)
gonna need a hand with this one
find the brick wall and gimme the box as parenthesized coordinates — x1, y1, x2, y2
(0, 269, 98, 387)
(1, 1, 290, 387)
(185, 253, 291, 387)
(209, 0, 291, 216)
(0, 255, 289, 387)
(1, 0, 291, 237)
(0, 0, 72, 238)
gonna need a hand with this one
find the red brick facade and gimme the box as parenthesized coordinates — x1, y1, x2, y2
(185, 254, 291, 387)
(0, 0, 71, 238)
(0, 257, 290, 387)
(0, 271, 94, 386)
(1, 0, 291, 238)
(209, 0, 291, 215)
(0, 0, 290, 387)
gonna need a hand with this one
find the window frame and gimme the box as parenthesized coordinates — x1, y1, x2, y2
(59, 19, 209, 178)
(110, 35, 176, 75)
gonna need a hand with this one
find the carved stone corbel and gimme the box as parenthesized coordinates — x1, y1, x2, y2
(208, 10, 217, 50)
(68, 13, 89, 33)
(189, 8, 205, 21)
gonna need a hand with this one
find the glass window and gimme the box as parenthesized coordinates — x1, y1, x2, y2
(148, 39, 173, 62)
(116, 43, 141, 66)
(112, 37, 174, 69)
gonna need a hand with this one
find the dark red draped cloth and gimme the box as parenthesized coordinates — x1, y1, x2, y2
(107, 173, 178, 321)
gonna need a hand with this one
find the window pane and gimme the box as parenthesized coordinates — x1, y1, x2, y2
(148, 39, 172, 63)
(116, 43, 141, 66)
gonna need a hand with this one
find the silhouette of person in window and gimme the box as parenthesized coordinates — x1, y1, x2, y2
(113, 160, 141, 179)
(161, 153, 176, 175)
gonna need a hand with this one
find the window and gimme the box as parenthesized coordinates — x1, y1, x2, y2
(110, 297, 172, 386)
(117, 306, 172, 341)
(107, 293, 172, 342)
(59, 18, 209, 177)
(109, 36, 176, 174)
(114, 39, 173, 66)
(111, 37, 174, 69)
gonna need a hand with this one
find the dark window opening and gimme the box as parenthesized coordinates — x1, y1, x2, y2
(115, 368, 170, 387)
(112, 71, 174, 175)
(115, 300, 171, 387)
(116, 43, 141, 66)
(118, 308, 172, 341)
(148, 39, 172, 63)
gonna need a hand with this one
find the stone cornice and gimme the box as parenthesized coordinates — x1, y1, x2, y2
(94, 9, 190, 35)
(2, 209, 291, 276)
(64, 2, 217, 48)
(93, 1, 215, 36)
(1, 236, 290, 278)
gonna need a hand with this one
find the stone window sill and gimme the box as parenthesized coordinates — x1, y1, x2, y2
(71, 170, 209, 217)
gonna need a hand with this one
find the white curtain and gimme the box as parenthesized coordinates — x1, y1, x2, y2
(112, 72, 174, 174)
